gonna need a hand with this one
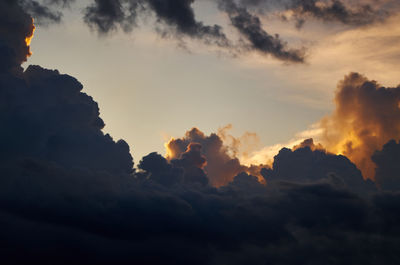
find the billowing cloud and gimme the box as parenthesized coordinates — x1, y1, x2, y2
(319, 72, 400, 180)
(242, 72, 400, 183)
(1, 2, 400, 264)
(262, 139, 377, 194)
(372, 139, 400, 191)
(165, 127, 266, 187)
(0, 1, 35, 74)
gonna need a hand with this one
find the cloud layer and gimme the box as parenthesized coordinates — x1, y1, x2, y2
(18, 0, 400, 63)
(1, 1, 400, 264)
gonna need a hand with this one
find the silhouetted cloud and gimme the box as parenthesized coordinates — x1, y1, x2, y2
(372, 139, 400, 191)
(1, 2, 400, 264)
(218, 0, 306, 62)
(0, 0, 35, 74)
(83, 0, 230, 47)
(261, 139, 377, 194)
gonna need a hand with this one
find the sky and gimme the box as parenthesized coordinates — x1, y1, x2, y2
(24, 0, 400, 162)
(2, 1, 400, 264)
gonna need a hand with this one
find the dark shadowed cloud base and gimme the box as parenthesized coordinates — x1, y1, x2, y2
(1, 1, 400, 264)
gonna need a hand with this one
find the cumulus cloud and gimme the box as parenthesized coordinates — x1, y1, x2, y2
(0, 64, 133, 175)
(0, 1, 35, 74)
(372, 139, 400, 191)
(261, 139, 377, 194)
(319, 72, 400, 180)
(165, 127, 266, 187)
(1, 2, 400, 264)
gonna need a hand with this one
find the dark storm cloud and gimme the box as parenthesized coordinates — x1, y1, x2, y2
(0, 0, 35, 73)
(20, 0, 63, 24)
(83, 0, 230, 47)
(261, 139, 377, 194)
(82, 0, 303, 62)
(2, 1, 400, 264)
(2, 64, 400, 263)
(218, 0, 305, 62)
(0, 64, 133, 174)
(372, 140, 400, 191)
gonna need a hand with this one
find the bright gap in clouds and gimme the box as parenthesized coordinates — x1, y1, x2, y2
(25, 1, 400, 167)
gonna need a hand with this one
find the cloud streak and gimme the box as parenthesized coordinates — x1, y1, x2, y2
(20, 0, 400, 63)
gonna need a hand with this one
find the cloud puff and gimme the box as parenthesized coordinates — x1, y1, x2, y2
(165, 127, 266, 187)
(319, 72, 400, 180)
(1, 2, 400, 264)
(0, 64, 133, 174)
(0, 1, 35, 73)
(372, 139, 400, 191)
(261, 139, 377, 194)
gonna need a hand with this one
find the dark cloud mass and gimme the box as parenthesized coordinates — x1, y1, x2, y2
(261, 139, 377, 195)
(218, 0, 305, 62)
(1, 1, 400, 265)
(83, 0, 229, 47)
(0, 0, 35, 74)
(372, 140, 400, 191)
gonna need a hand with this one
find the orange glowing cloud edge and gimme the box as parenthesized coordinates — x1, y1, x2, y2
(25, 19, 36, 57)
(162, 122, 387, 185)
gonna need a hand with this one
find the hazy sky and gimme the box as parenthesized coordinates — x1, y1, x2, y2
(25, 0, 400, 162)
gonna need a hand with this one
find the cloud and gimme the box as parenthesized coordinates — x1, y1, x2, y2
(17, 0, 400, 64)
(218, 0, 305, 63)
(372, 139, 400, 191)
(289, 0, 387, 27)
(240, 72, 400, 184)
(318, 72, 400, 180)
(0, 63, 133, 175)
(0, 1, 35, 73)
(241, 0, 396, 27)
(19, 0, 63, 24)
(165, 127, 266, 187)
(83, 0, 230, 47)
(261, 139, 377, 194)
(1, 2, 400, 264)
